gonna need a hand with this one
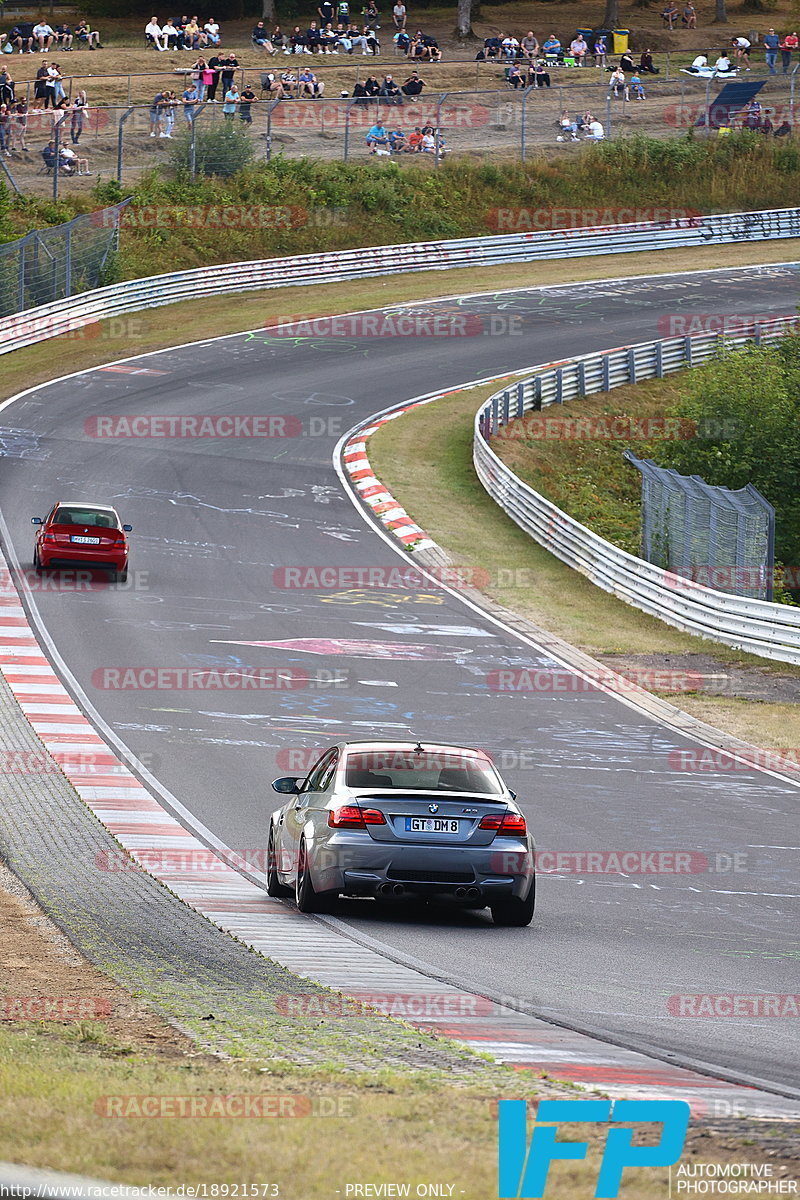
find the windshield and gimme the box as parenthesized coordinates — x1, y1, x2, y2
(344, 749, 504, 795)
(53, 508, 119, 529)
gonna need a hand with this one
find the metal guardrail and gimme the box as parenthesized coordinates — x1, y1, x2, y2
(473, 317, 800, 665)
(1, 206, 799, 352)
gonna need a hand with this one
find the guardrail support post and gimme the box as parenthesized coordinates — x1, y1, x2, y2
(655, 341, 663, 378)
(602, 355, 610, 391)
(502, 391, 510, 425)
(516, 382, 525, 418)
(684, 336, 693, 367)
(628, 347, 636, 384)
(533, 376, 542, 411)
(577, 359, 586, 396)
(555, 367, 563, 404)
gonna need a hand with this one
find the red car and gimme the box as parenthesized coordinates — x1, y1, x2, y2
(32, 502, 132, 580)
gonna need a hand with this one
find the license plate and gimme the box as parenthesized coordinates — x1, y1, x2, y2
(405, 817, 460, 834)
(70, 535, 100, 544)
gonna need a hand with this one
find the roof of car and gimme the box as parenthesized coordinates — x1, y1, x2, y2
(55, 502, 119, 513)
(338, 740, 488, 758)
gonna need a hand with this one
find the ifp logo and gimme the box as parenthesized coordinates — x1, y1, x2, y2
(498, 1099, 689, 1198)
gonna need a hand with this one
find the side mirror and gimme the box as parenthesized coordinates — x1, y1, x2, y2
(122, 524, 133, 532)
(272, 776, 301, 795)
(31, 517, 43, 525)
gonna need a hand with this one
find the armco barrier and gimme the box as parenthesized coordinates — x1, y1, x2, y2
(2, 206, 799, 354)
(474, 317, 800, 665)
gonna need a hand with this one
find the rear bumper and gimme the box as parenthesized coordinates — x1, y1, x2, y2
(310, 834, 535, 902)
(39, 550, 126, 570)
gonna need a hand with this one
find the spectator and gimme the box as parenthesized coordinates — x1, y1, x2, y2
(0, 67, 14, 105)
(569, 34, 587, 65)
(774, 119, 792, 136)
(558, 110, 579, 140)
(298, 66, 324, 96)
(521, 31, 538, 60)
(619, 49, 635, 72)
(763, 28, 779, 74)
(401, 69, 424, 98)
(608, 66, 627, 98)
(34, 61, 52, 107)
(407, 125, 422, 150)
(146, 18, 168, 51)
(10, 100, 27, 151)
(9, 23, 34, 53)
(421, 31, 439, 60)
(161, 19, 179, 48)
(289, 26, 307, 53)
(252, 21, 274, 52)
(363, 1, 380, 29)
(529, 59, 550, 87)
(481, 35, 501, 60)
(714, 52, 732, 72)
(175, 15, 189, 48)
(55, 23, 74, 50)
(75, 20, 101, 49)
(593, 34, 607, 67)
(60, 143, 90, 173)
(362, 23, 381, 54)
(501, 35, 520, 61)
(191, 55, 209, 99)
(743, 96, 761, 128)
(319, 0, 335, 23)
(639, 48, 658, 74)
(0, 103, 11, 157)
(662, 3, 678, 30)
(162, 90, 177, 134)
(507, 61, 523, 87)
(222, 81, 239, 116)
(305, 21, 322, 53)
(689, 53, 708, 71)
(379, 72, 401, 101)
(204, 18, 221, 46)
(33, 21, 55, 52)
(365, 120, 388, 151)
(280, 69, 298, 94)
(732, 36, 750, 69)
(238, 81, 256, 120)
(42, 140, 60, 170)
(760, 110, 773, 135)
(270, 26, 286, 51)
(206, 53, 223, 100)
(779, 31, 798, 74)
(542, 34, 560, 56)
(388, 126, 405, 151)
(183, 16, 203, 49)
(629, 72, 646, 99)
(149, 88, 167, 135)
(682, 3, 696, 29)
(420, 128, 434, 152)
(337, 0, 350, 21)
(48, 62, 66, 105)
(181, 83, 198, 120)
(585, 116, 604, 139)
(262, 71, 286, 98)
(392, 1, 406, 30)
(220, 51, 239, 92)
(319, 24, 337, 52)
(364, 73, 380, 96)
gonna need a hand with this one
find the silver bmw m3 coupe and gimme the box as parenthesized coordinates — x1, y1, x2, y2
(268, 739, 535, 926)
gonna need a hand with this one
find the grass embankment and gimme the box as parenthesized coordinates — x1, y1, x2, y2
(368, 380, 800, 746)
(3, 134, 800, 277)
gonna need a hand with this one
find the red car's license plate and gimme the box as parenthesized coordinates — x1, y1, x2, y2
(70, 535, 101, 544)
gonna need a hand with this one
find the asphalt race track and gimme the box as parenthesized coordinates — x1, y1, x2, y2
(1, 264, 798, 1095)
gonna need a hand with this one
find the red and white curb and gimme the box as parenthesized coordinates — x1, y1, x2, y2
(1, 556, 797, 1118)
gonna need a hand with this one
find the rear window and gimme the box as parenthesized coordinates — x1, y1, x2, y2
(344, 749, 503, 795)
(53, 508, 119, 529)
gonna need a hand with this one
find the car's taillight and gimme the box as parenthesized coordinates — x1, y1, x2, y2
(328, 805, 386, 829)
(479, 812, 527, 836)
(43, 534, 58, 544)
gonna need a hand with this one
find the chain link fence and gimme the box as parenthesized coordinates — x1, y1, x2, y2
(0, 201, 129, 318)
(0, 69, 796, 195)
(624, 450, 776, 601)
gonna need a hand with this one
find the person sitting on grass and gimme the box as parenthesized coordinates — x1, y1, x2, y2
(521, 31, 538, 60)
(528, 59, 550, 87)
(366, 120, 389, 151)
(557, 109, 579, 140)
(682, 3, 696, 29)
(388, 126, 406, 151)
(407, 126, 423, 150)
(639, 48, 658, 74)
(507, 61, 523, 87)
(482, 35, 501, 59)
(401, 70, 424, 98)
(584, 115, 604, 139)
(298, 66, 324, 96)
(542, 34, 561, 59)
(608, 66, 627, 97)
(629, 72, 646, 99)
(593, 34, 607, 66)
(379, 73, 402, 102)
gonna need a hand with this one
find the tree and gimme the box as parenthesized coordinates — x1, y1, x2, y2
(602, 0, 620, 26)
(455, 0, 479, 40)
(713, 0, 728, 22)
(262, 0, 276, 21)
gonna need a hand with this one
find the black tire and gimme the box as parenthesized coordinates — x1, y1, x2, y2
(32, 547, 42, 572)
(491, 879, 535, 927)
(296, 838, 337, 913)
(266, 828, 292, 897)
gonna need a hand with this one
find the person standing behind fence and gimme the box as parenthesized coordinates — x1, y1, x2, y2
(70, 89, 87, 142)
(150, 88, 167, 135)
(192, 55, 208, 99)
(239, 82, 256, 121)
(779, 30, 798, 73)
(222, 81, 239, 117)
(10, 99, 27, 150)
(206, 53, 223, 100)
(162, 90, 176, 135)
(34, 61, 52, 107)
(763, 28, 779, 74)
(0, 67, 14, 106)
(182, 83, 198, 121)
(48, 62, 66, 105)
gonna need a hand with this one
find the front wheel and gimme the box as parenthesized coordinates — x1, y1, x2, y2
(491, 879, 535, 927)
(266, 828, 292, 897)
(296, 838, 337, 913)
